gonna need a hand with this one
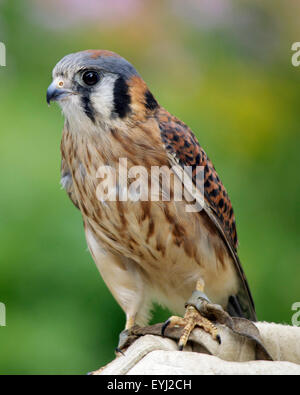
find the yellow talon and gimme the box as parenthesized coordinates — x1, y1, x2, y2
(162, 305, 221, 350)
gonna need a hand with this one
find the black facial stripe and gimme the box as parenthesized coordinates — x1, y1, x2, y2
(73, 75, 97, 123)
(145, 90, 158, 111)
(113, 76, 131, 118)
(81, 95, 96, 123)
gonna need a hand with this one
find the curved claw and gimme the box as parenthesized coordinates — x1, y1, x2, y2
(161, 319, 171, 337)
(115, 347, 125, 356)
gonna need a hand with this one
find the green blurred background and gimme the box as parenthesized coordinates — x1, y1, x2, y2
(0, 0, 299, 374)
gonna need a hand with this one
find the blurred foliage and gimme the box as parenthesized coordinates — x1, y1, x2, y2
(0, 0, 299, 374)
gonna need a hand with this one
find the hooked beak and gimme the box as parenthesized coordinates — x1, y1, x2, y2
(46, 81, 73, 105)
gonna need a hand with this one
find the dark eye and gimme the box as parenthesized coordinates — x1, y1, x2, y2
(82, 70, 100, 86)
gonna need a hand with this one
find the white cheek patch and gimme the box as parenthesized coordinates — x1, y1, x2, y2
(59, 94, 90, 131)
(58, 74, 118, 130)
(91, 74, 117, 121)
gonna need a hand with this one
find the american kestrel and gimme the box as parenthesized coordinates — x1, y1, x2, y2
(47, 50, 256, 350)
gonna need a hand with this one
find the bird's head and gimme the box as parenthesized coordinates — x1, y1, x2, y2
(47, 50, 158, 129)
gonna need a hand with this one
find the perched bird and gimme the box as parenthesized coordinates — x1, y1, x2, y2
(47, 50, 256, 350)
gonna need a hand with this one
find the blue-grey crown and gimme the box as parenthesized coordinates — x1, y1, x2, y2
(53, 50, 140, 80)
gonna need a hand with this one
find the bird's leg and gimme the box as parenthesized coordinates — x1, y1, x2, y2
(162, 279, 221, 350)
(125, 314, 136, 331)
(116, 314, 138, 354)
